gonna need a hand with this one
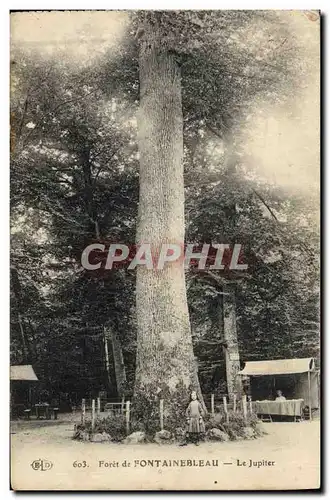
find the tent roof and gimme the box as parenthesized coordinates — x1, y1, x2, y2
(10, 365, 38, 381)
(238, 358, 315, 376)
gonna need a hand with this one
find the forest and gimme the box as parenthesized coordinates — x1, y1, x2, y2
(10, 11, 319, 415)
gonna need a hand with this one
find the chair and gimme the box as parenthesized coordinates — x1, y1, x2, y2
(23, 408, 31, 420)
(52, 407, 59, 420)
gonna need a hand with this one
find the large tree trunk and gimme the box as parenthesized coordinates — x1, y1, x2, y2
(135, 28, 204, 417)
(223, 282, 242, 399)
(11, 266, 31, 363)
(109, 327, 127, 398)
(103, 327, 112, 391)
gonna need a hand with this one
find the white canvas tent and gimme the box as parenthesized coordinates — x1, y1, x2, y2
(238, 358, 315, 376)
(10, 365, 38, 381)
(238, 358, 319, 419)
(10, 365, 39, 409)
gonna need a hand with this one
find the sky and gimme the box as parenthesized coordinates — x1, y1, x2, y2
(10, 11, 130, 63)
(241, 11, 319, 196)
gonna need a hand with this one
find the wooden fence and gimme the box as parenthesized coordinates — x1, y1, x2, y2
(80, 394, 255, 435)
(203, 394, 255, 420)
(81, 397, 131, 434)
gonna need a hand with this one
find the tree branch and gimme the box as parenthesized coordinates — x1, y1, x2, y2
(252, 188, 279, 221)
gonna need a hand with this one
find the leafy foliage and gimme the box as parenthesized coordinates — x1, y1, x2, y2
(205, 411, 260, 440)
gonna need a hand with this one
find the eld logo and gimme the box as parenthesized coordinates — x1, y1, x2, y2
(31, 459, 53, 471)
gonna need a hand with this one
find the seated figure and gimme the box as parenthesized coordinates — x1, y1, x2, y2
(275, 390, 286, 402)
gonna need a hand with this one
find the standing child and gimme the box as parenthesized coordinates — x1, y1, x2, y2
(185, 391, 205, 445)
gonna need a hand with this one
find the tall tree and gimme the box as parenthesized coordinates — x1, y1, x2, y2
(134, 15, 203, 410)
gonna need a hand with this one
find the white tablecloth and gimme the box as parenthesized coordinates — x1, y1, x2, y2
(255, 399, 304, 417)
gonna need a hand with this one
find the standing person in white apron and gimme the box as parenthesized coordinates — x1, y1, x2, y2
(185, 391, 205, 445)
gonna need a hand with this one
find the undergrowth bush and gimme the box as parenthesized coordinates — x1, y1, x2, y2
(74, 414, 129, 442)
(204, 410, 259, 440)
(73, 397, 261, 443)
(130, 389, 161, 438)
(130, 382, 192, 438)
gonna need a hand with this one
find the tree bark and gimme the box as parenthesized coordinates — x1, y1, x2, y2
(109, 327, 127, 398)
(81, 148, 100, 239)
(223, 282, 242, 399)
(135, 28, 204, 414)
(103, 327, 112, 391)
(11, 267, 30, 363)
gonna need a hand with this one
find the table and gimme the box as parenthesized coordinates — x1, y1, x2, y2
(255, 399, 304, 421)
(35, 404, 51, 419)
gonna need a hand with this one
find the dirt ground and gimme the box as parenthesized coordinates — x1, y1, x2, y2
(11, 418, 320, 491)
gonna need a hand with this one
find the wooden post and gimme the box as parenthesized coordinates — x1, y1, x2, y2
(233, 394, 237, 413)
(121, 396, 125, 414)
(125, 400, 130, 435)
(242, 395, 247, 424)
(223, 396, 229, 423)
(91, 399, 95, 432)
(308, 371, 312, 421)
(81, 398, 86, 426)
(211, 394, 215, 416)
(249, 396, 253, 415)
(160, 399, 164, 431)
(97, 397, 101, 418)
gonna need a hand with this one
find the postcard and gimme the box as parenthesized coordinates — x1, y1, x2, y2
(10, 9, 320, 491)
